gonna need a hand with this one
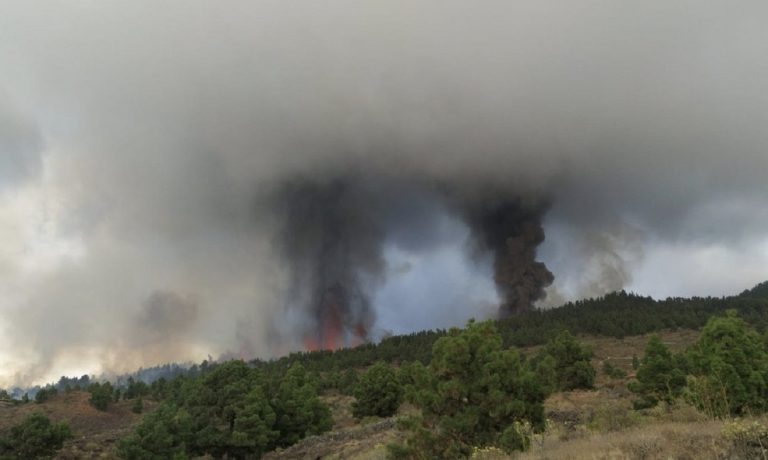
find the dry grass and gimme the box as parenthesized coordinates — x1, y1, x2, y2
(517, 419, 728, 460)
(263, 418, 403, 460)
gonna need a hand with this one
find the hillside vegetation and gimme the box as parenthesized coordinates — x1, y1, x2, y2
(1, 281, 768, 459)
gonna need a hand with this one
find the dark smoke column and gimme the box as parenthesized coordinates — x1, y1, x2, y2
(459, 198, 554, 317)
(272, 177, 384, 350)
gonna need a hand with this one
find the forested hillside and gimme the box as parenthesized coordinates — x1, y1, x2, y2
(255, 283, 768, 376)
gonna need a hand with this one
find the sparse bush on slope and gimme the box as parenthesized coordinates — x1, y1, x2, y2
(538, 330, 596, 391)
(628, 335, 686, 409)
(391, 320, 547, 458)
(0, 412, 72, 460)
(352, 361, 402, 419)
(686, 311, 768, 417)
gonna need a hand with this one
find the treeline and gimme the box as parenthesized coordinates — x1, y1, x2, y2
(6, 281, 767, 403)
(250, 282, 768, 377)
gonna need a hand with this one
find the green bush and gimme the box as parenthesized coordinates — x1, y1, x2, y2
(541, 330, 596, 391)
(339, 368, 359, 396)
(352, 362, 402, 418)
(628, 335, 686, 409)
(117, 403, 192, 460)
(0, 412, 72, 459)
(272, 363, 332, 447)
(132, 397, 144, 414)
(34, 387, 58, 404)
(88, 382, 113, 411)
(391, 320, 546, 458)
(602, 361, 627, 379)
(686, 311, 768, 417)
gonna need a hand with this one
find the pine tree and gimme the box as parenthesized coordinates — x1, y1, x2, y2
(628, 335, 686, 409)
(686, 311, 768, 417)
(272, 363, 332, 447)
(393, 320, 546, 458)
(352, 362, 402, 418)
(541, 330, 596, 390)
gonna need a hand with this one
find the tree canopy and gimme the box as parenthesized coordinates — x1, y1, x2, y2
(393, 320, 547, 458)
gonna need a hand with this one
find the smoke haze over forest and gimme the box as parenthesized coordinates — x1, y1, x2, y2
(1, 1, 768, 386)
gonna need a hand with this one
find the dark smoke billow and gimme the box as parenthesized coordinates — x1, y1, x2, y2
(458, 199, 553, 317)
(272, 178, 384, 349)
(271, 175, 553, 347)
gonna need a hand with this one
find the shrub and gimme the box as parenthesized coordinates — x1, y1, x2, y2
(628, 335, 686, 409)
(132, 397, 144, 414)
(34, 386, 58, 404)
(272, 363, 332, 447)
(541, 330, 596, 390)
(0, 412, 72, 459)
(391, 320, 546, 458)
(117, 403, 192, 460)
(686, 311, 768, 417)
(339, 368, 359, 396)
(723, 419, 768, 459)
(587, 402, 640, 432)
(602, 361, 627, 379)
(352, 362, 402, 418)
(88, 382, 114, 411)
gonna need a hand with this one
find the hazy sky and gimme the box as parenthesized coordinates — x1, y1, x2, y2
(1, 1, 767, 386)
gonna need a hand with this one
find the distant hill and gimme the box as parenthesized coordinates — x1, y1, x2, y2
(252, 280, 768, 376)
(740, 280, 768, 299)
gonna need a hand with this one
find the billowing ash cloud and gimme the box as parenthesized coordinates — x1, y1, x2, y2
(0, 1, 768, 384)
(455, 195, 553, 317)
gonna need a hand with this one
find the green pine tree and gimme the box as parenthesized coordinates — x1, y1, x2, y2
(272, 363, 332, 447)
(352, 362, 402, 418)
(392, 320, 546, 458)
(686, 311, 768, 417)
(628, 335, 686, 409)
(541, 330, 596, 390)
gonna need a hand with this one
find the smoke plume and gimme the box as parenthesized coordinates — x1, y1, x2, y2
(458, 197, 554, 316)
(272, 177, 384, 349)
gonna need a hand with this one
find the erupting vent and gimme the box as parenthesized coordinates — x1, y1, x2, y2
(303, 284, 368, 351)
